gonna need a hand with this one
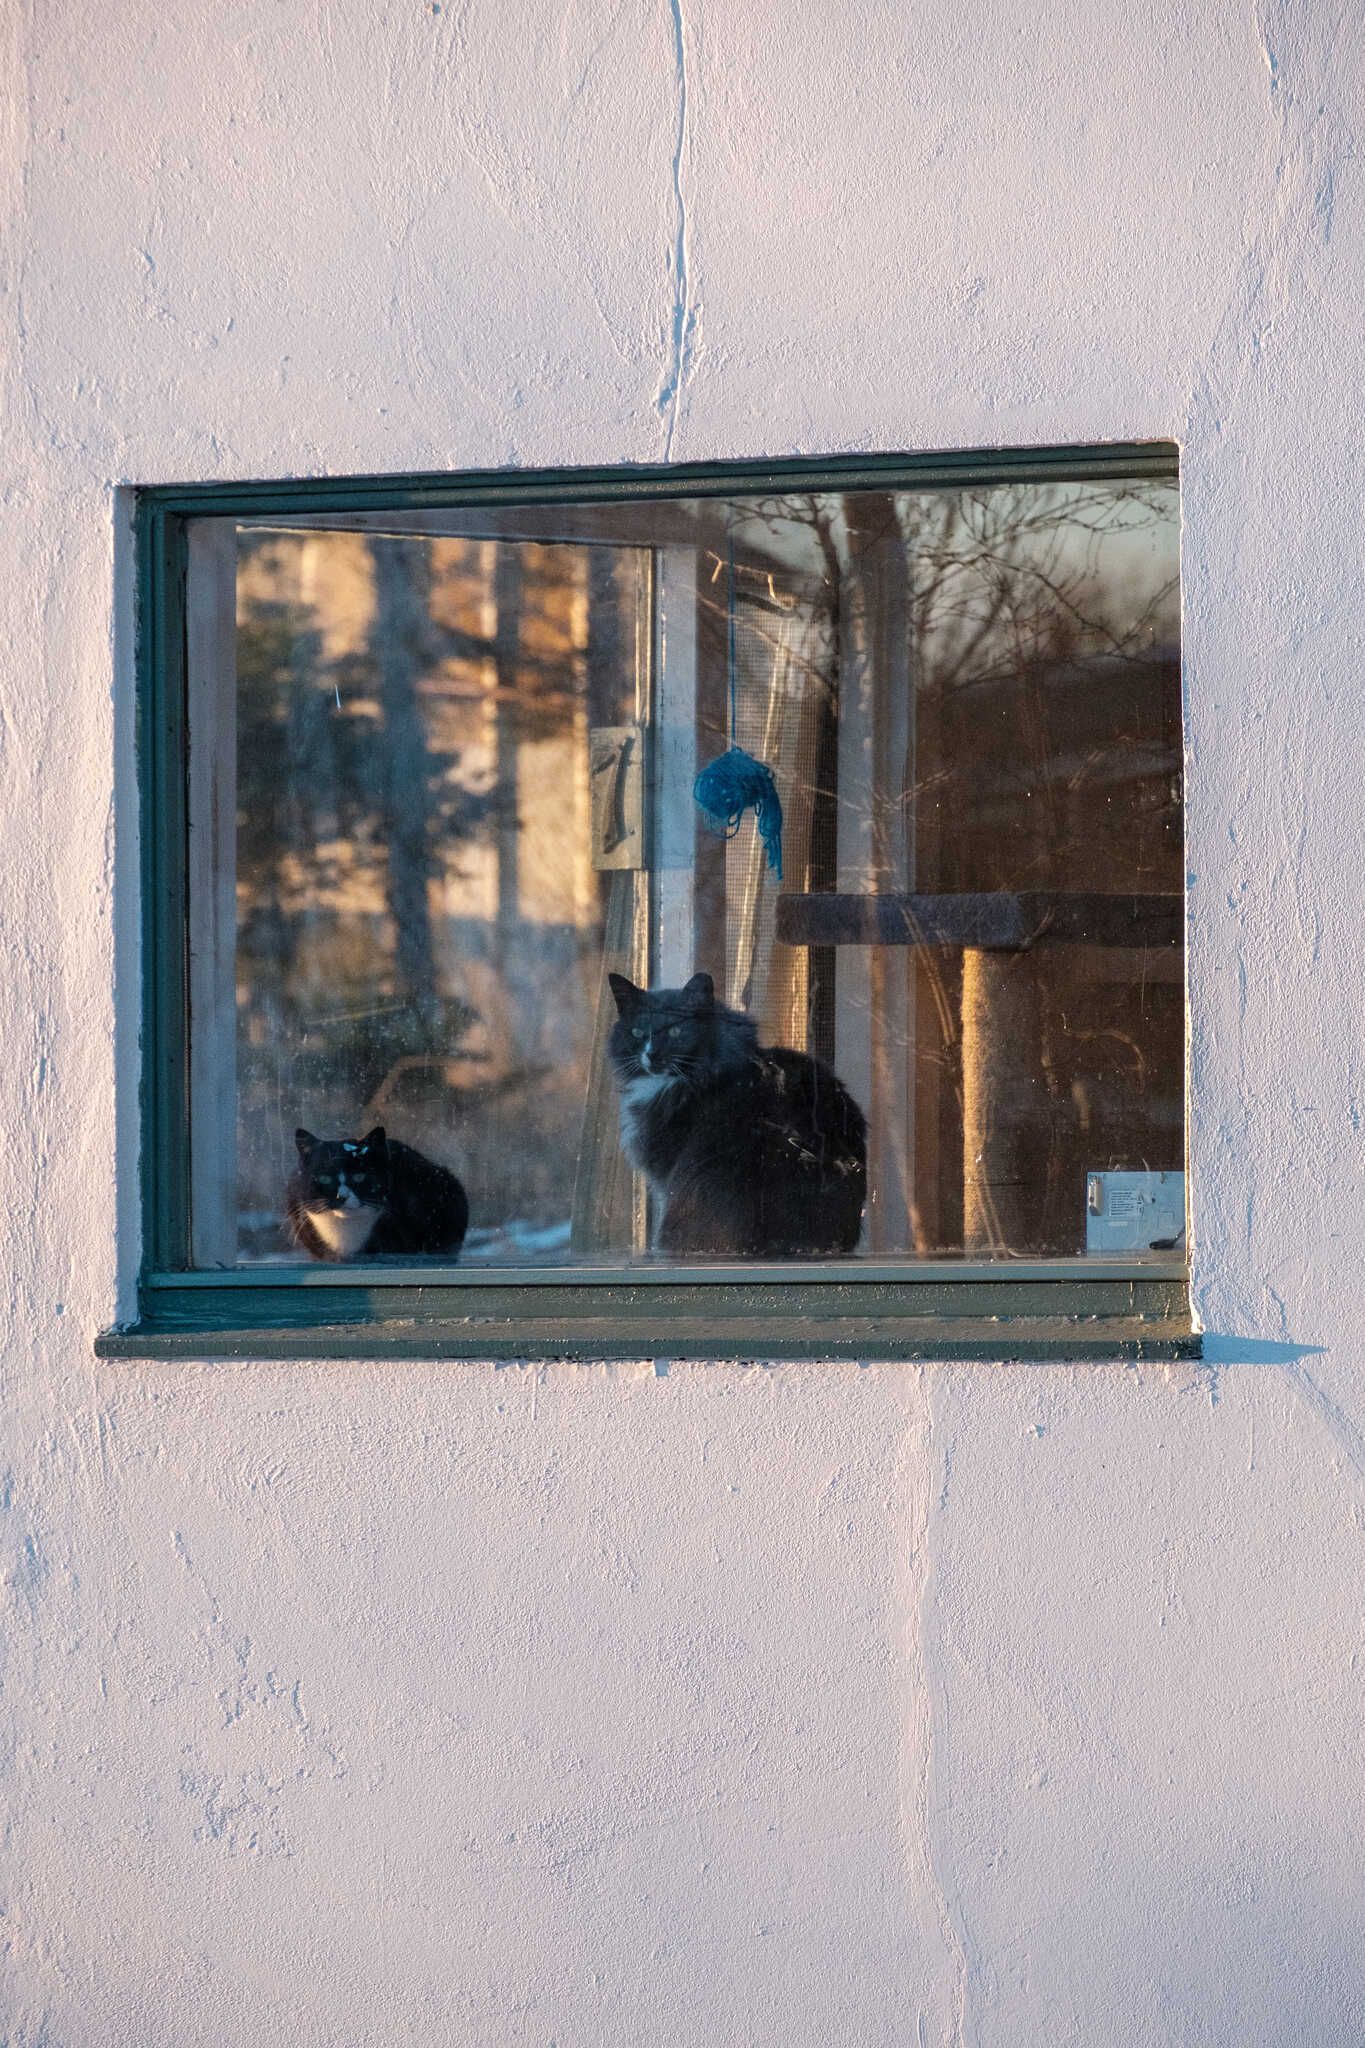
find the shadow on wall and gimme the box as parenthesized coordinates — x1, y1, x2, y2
(1197, 1335, 1327, 1364)
(1137, 1860, 1365, 2046)
(1199, 1337, 1365, 1483)
(944, 1677, 1365, 2047)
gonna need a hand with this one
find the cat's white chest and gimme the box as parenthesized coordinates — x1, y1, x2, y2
(618, 1073, 678, 1168)
(309, 1205, 379, 1258)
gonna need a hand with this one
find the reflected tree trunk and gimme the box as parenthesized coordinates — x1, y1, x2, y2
(371, 537, 441, 1031)
(492, 543, 524, 947)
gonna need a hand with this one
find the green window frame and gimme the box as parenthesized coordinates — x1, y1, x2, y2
(98, 444, 1196, 1363)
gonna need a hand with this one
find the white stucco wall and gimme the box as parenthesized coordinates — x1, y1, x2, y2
(4, 1, 1364, 2041)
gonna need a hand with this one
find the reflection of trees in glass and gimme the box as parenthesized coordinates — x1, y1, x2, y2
(227, 486, 1180, 1263)
(712, 479, 1178, 909)
(899, 483, 1180, 895)
(235, 533, 490, 1120)
(711, 482, 1182, 1255)
(231, 530, 610, 1256)
(371, 539, 442, 1028)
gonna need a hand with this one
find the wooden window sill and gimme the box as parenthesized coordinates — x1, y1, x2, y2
(97, 1264, 1197, 1364)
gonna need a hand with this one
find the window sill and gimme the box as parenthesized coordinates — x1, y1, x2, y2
(97, 1265, 1197, 1364)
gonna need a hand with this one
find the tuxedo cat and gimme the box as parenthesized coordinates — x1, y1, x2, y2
(607, 972, 866, 1256)
(286, 1127, 469, 1260)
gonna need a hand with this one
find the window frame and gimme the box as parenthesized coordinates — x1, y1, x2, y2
(99, 443, 1196, 1363)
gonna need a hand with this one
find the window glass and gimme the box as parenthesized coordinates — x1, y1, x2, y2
(183, 477, 1182, 1267)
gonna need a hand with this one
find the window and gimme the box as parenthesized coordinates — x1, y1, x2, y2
(103, 446, 1194, 1360)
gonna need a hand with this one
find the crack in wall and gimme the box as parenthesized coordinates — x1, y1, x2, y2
(918, 1374, 976, 2047)
(1189, 0, 1345, 446)
(654, 0, 693, 461)
(1282, 1361, 1365, 1488)
(1185, 0, 1352, 1345)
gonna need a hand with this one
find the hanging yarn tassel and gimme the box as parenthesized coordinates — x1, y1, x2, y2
(694, 747, 783, 879)
(692, 525, 784, 879)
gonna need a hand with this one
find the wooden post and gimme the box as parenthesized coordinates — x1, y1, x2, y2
(569, 868, 647, 1255)
(755, 611, 830, 1051)
(834, 515, 874, 1244)
(961, 948, 1042, 1252)
(869, 513, 914, 1254)
(652, 546, 698, 985)
(836, 500, 914, 1253)
(571, 547, 651, 1256)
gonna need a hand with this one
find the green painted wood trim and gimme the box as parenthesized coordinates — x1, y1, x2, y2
(99, 1274, 1195, 1361)
(137, 441, 1178, 520)
(97, 1317, 1199, 1365)
(129, 442, 1188, 1361)
(145, 1257, 1189, 1289)
(138, 500, 192, 1270)
(128, 1274, 1187, 1327)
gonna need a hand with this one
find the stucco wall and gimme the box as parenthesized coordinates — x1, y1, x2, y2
(3, 2, 1364, 2041)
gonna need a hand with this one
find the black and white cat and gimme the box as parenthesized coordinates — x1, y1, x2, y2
(286, 1127, 469, 1261)
(607, 972, 866, 1257)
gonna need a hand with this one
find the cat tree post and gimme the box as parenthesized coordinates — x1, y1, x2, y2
(773, 889, 1180, 1254)
(960, 945, 1043, 1254)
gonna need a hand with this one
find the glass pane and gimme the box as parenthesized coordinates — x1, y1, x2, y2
(183, 470, 1182, 1268)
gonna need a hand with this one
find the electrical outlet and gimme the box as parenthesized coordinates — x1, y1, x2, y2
(1085, 1170, 1185, 1254)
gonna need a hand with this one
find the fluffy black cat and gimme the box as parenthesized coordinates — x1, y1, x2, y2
(607, 972, 866, 1256)
(286, 1127, 469, 1261)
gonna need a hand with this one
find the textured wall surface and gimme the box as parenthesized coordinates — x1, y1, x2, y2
(3, 2, 1365, 2041)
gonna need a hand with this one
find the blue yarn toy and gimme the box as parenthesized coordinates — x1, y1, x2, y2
(692, 535, 784, 880)
(694, 748, 784, 880)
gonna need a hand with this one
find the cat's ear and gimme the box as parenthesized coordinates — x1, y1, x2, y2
(682, 971, 715, 1006)
(295, 1128, 317, 1156)
(361, 1126, 387, 1155)
(608, 972, 642, 1016)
